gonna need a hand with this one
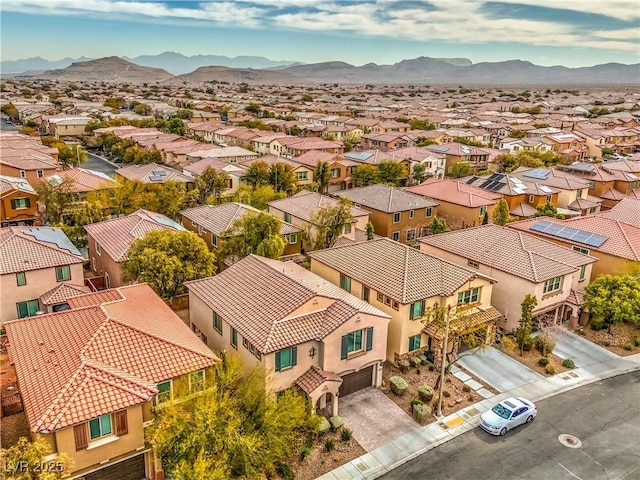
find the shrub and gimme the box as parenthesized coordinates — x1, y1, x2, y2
(412, 403, 432, 422)
(418, 355, 428, 365)
(602, 340, 611, 347)
(545, 365, 556, 375)
(389, 376, 409, 396)
(417, 385, 435, 402)
(317, 417, 331, 434)
(410, 398, 424, 407)
(398, 359, 410, 373)
(538, 357, 549, 367)
(534, 335, 556, 354)
(634, 337, 640, 347)
(562, 359, 575, 368)
(428, 364, 435, 371)
(329, 416, 343, 430)
(276, 461, 294, 480)
(340, 428, 352, 441)
(623, 344, 633, 351)
(409, 356, 422, 368)
(442, 390, 451, 398)
(522, 336, 534, 351)
(324, 439, 334, 452)
(299, 446, 312, 460)
(590, 320, 605, 331)
(462, 384, 471, 393)
(416, 368, 421, 375)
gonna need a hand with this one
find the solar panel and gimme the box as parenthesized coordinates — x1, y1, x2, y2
(487, 181, 506, 192)
(540, 186, 553, 193)
(523, 168, 549, 180)
(152, 170, 166, 176)
(480, 179, 494, 189)
(530, 220, 608, 247)
(148, 213, 186, 231)
(466, 176, 478, 184)
(23, 228, 81, 255)
(487, 173, 505, 182)
(149, 175, 164, 182)
(565, 163, 595, 173)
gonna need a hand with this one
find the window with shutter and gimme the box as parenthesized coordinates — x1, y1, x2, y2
(74, 424, 88, 451)
(114, 410, 128, 436)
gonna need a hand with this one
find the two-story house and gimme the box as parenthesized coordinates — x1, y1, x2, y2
(84, 209, 185, 289)
(309, 238, 500, 368)
(0, 175, 39, 227)
(419, 225, 597, 332)
(334, 184, 439, 243)
(543, 132, 588, 163)
(4, 283, 218, 480)
(186, 255, 390, 414)
(0, 227, 85, 323)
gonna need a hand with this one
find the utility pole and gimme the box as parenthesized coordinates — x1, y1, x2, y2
(436, 305, 451, 419)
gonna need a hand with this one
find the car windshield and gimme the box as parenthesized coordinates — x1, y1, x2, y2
(491, 403, 513, 419)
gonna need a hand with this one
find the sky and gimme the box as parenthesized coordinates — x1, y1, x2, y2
(1, 0, 639, 67)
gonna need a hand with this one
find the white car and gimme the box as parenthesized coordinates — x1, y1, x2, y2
(479, 397, 537, 436)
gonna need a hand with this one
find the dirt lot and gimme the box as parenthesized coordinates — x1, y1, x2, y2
(292, 429, 366, 480)
(577, 322, 640, 357)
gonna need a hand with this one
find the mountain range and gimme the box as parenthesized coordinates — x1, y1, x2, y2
(6, 55, 639, 85)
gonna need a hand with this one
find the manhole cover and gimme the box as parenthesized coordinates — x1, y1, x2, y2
(558, 434, 582, 448)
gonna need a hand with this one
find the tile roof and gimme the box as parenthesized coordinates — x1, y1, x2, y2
(511, 167, 592, 190)
(0, 227, 83, 275)
(334, 184, 438, 212)
(84, 209, 185, 262)
(39, 282, 91, 306)
(180, 203, 301, 237)
(309, 237, 492, 303)
(295, 366, 343, 395)
(4, 284, 217, 433)
(46, 168, 118, 193)
(508, 216, 640, 261)
(598, 197, 640, 227)
(186, 255, 389, 354)
(424, 306, 502, 339)
(116, 163, 193, 184)
(0, 175, 36, 195)
(406, 178, 501, 208)
(419, 224, 596, 283)
(268, 190, 369, 223)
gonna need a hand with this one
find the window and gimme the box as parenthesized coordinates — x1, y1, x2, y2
(189, 369, 205, 393)
(393, 212, 401, 223)
(213, 312, 223, 334)
(296, 171, 308, 180)
(425, 207, 433, 218)
(198, 225, 203, 235)
(37, 170, 44, 178)
(20, 170, 26, 178)
(409, 300, 425, 320)
(579, 265, 587, 281)
(231, 328, 238, 349)
(479, 206, 487, 216)
(409, 334, 421, 352)
(392, 231, 400, 241)
(384, 296, 392, 306)
(343, 223, 352, 234)
(468, 259, 479, 269)
(392, 301, 399, 310)
(576, 189, 584, 198)
(212, 234, 218, 247)
(16, 272, 26, 286)
(406, 228, 416, 242)
(340, 273, 351, 292)
(588, 181, 595, 189)
(543, 276, 562, 294)
(457, 287, 481, 305)
(243, 338, 262, 359)
(288, 233, 297, 244)
(55, 265, 71, 282)
(284, 213, 292, 223)
(341, 328, 366, 359)
(157, 381, 172, 403)
(409, 210, 415, 219)
(95, 242, 101, 255)
(572, 246, 589, 254)
(275, 346, 297, 371)
(546, 195, 552, 203)
(363, 287, 370, 302)
(89, 414, 112, 440)
(377, 292, 384, 302)
(10, 198, 31, 209)
(17, 299, 39, 318)
(419, 226, 429, 237)
(528, 195, 535, 204)
(331, 168, 340, 178)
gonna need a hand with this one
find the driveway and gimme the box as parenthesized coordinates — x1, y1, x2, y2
(339, 387, 418, 452)
(455, 346, 544, 392)
(552, 331, 619, 370)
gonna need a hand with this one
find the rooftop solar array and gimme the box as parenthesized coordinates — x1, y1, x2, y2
(530, 220, 608, 248)
(23, 227, 82, 255)
(466, 176, 479, 184)
(152, 170, 166, 176)
(564, 163, 595, 173)
(149, 175, 164, 182)
(148, 213, 186, 231)
(523, 168, 550, 180)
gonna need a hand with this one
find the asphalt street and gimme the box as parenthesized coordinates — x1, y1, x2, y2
(84, 152, 119, 177)
(381, 371, 640, 480)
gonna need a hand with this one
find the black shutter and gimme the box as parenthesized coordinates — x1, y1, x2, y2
(366, 327, 374, 351)
(292, 346, 297, 366)
(341, 335, 348, 360)
(275, 351, 281, 371)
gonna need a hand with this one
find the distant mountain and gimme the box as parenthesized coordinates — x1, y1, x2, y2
(175, 66, 292, 84)
(25, 57, 174, 83)
(1, 56, 93, 74)
(126, 51, 299, 75)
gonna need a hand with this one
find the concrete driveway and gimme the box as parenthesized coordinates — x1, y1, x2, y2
(552, 331, 619, 371)
(338, 387, 418, 452)
(455, 346, 544, 392)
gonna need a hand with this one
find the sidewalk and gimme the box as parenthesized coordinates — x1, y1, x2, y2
(316, 353, 640, 480)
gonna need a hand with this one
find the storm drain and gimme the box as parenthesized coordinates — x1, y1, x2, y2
(558, 434, 582, 448)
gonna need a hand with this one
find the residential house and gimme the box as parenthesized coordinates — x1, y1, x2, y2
(334, 184, 439, 243)
(0, 175, 38, 227)
(187, 146, 258, 165)
(0, 227, 84, 323)
(268, 190, 370, 253)
(498, 137, 554, 155)
(186, 255, 390, 414)
(115, 162, 194, 186)
(0, 147, 59, 187)
(427, 143, 490, 173)
(405, 178, 501, 229)
(182, 157, 247, 196)
(180, 202, 303, 268)
(543, 132, 588, 162)
(250, 133, 289, 155)
(4, 283, 218, 480)
(388, 146, 447, 180)
(419, 225, 597, 332)
(190, 110, 222, 124)
(84, 209, 185, 289)
(326, 157, 361, 192)
(240, 155, 316, 189)
(271, 137, 344, 157)
(46, 115, 91, 138)
(309, 238, 500, 368)
(360, 133, 411, 152)
(186, 122, 225, 143)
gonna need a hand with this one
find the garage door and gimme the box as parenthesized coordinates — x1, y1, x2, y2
(83, 454, 146, 480)
(339, 366, 373, 397)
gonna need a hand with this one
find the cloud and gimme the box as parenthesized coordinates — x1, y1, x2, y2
(2, 0, 639, 54)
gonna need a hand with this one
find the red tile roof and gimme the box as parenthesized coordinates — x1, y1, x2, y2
(406, 178, 501, 208)
(4, 284, 217, 433)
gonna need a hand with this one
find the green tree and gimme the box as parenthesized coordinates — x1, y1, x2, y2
(166, 118, 186, 136)
(415, 137, 438, 147)
(534, 202, 564, 219)
(448, 163, 472, 178)
(174, 108, 193, 120)
(219, 212, 285, 264)
(103, 97, 121, 110)
(0, 437, 73, 480)
(148, 353, 319, 480)
(244, 160, 271, 187)
(515, 294, 537, 356)
(1, 102, 19, 122)
(585, 274, 640, 331)
(233, 184, 286, 211)
(482, 210, 489, 225)
(409, 119, 435, 131)
(352, 164, 380, 187)
(377, 161, 407, 186)
(113, 180, 197, 220)
(307, 198, 355, 250)
(429, 217, 450, 235)
(269, 162, 296, 194)
(315, 161, 330, 194)
(123, 230, 215, 300)
(492, 198, 513, 226)
(36, 178, 76, 225)
(54, 142, 87, 169)
(411, 163, 429, 185)
(195, 167, 230, 204)
(365, 221, 375, 240)
(59, 200, 109, 248)
(510, 130, 527, 139)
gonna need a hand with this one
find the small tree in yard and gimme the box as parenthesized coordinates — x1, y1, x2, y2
(482, 210, 489, 225)
(585, 274, 640, 332)
(352, 164, 380, 187)
(306, 198, 354, 250)
(315, 161, 330, 194)
(195, 167, 230, 204)
(123, 230, 215, 300)
(365, 221, 375, 240)
(411, 163, 429, 185)
(429, 217, 450, 235)
(492, 198, 512, 226)
(377, 161, 407, 186)
(534, 202, 564, 219)
(0, 437, 73, 480)
(219, 212, 285, 264)
(515, 294, 537, 356)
